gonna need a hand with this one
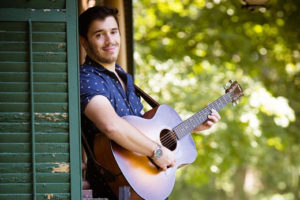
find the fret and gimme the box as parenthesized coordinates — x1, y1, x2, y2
(194, 115, 201, 129)
(221, 95, 228, 106)
(174, 126, 185, 140)
(174, 127, 180, 139)
(215, 100, 222, 110)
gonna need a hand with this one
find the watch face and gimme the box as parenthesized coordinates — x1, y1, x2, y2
(154, 148, 163, 159)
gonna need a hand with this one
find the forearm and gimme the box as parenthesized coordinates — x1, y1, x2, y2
(101, 116, 157, 157)
(85, 95, 157, 157)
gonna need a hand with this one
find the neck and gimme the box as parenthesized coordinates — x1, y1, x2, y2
(88, 55, 116, 72)
(172, 93, 231, 140)
(99, 62, 116, 72)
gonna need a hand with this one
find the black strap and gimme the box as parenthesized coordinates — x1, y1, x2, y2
(81, 85, 160, 181)
(134, 84, 160, 108)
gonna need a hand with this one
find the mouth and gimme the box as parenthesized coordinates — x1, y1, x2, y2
(103, 45, 118, 53)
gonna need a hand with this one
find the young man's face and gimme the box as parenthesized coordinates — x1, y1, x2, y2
(84, 16, 120, 67)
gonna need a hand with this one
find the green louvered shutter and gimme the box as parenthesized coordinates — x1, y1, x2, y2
(0, 1, 81, 199)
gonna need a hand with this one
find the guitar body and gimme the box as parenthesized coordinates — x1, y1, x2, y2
(94, 105, 197, 200)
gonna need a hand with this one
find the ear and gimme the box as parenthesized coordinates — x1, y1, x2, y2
(79, 36, 88, 51)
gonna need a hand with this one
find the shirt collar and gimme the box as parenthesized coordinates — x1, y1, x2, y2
(84, 56, 123, 73)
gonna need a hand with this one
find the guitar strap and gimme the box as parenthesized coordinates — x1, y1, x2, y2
(134, 84, 160, 108)
(81, 84, 160, 182)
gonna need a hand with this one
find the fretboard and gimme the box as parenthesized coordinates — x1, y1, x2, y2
(172, 93, 231, 140)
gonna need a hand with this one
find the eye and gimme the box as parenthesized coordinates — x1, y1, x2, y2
(96, 33, 103, 38)
(111, 30, 119, 35)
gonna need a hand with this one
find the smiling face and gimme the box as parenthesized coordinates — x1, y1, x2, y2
(82, 16, 121, 69)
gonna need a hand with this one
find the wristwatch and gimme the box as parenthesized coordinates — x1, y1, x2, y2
(152, 144, 163, 159)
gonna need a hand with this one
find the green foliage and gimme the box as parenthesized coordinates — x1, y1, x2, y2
(133, 0, 300, 199)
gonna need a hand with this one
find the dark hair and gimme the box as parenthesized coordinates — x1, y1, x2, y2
(79, 6, 119, 39)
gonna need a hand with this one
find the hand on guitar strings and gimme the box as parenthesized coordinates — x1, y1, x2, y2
(192, 109, 221, 132)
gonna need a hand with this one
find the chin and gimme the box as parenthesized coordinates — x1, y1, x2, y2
(101, 57, 118, 64)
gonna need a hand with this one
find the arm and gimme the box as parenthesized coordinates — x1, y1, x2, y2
(85, 95, 175, 170)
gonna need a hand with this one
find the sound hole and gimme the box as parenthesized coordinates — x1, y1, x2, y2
(160, 129, 177, 151)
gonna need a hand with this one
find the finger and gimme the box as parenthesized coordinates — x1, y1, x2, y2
(168, 163, 174, 168)
(169, 158, 176, 168)
(206, 120, 214, 127)
(207, 115, 218, 123)
(171, 159, 176, 167)
(214, 112, 221, 120)
(211, 109, 221, 120)
(202, 120, 212, 128)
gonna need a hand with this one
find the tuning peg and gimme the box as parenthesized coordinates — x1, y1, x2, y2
(229, 80, 233, 84)
(223, 81, 231, 90)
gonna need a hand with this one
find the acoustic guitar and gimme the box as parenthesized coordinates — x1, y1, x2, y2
(94, 80, 243, 200)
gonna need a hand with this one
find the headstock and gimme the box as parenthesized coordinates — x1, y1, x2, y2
(224, 80, 244, 105)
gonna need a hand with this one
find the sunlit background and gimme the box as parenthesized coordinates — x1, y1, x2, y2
(133, 0, 299, 199)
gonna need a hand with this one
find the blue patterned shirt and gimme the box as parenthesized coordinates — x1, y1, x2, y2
(80, 56, 143, 146)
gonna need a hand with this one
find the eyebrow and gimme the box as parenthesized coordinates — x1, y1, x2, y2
(92, 27, 119, 35)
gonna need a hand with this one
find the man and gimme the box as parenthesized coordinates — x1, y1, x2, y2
(79, 6, 221, 199)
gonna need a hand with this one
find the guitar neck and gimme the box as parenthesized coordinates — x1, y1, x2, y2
(173, 93, 232, 140)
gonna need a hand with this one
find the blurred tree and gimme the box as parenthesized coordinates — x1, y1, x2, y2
(133, 0, 300, 199)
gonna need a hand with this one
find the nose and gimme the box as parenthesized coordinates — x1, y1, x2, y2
(104, 33, 113, 44)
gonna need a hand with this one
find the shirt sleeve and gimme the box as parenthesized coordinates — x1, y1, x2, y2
(80, 68, 110, 113)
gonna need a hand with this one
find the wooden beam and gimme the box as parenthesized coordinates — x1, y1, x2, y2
(104, 0, 127, 71)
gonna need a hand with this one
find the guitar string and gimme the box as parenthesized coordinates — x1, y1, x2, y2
(159, 111, 209, 148)
(160, 133, 177, 149)
(159, 98, 230, 147)
(160, 130, 182, 149)
(162, 137, 176, 148)
(155, 94, 232, 148)
(159, 110, 210, 147)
